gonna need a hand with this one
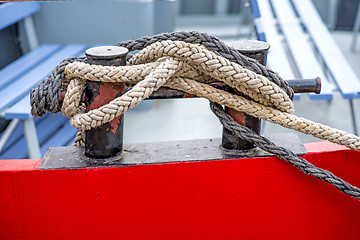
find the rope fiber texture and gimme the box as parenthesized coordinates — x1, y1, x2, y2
(30, 31, 360, 200)
(30, 56, 86, 117)
(210, 102, 360, 200)
(117, 31, 294, 100)
(31, 31, 294, 118)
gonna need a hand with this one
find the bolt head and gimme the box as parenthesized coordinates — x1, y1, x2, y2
(85, 46, 129, 60)
(229, 40, 270, 53)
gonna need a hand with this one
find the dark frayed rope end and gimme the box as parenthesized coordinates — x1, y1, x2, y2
(30, 57, 86, 117)
(209, 101, 360, 201)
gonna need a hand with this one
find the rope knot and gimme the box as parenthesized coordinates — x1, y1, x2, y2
(29, 31, 360, 200)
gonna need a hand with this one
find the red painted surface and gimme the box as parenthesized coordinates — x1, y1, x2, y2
(183, 93, 194, 98)
(0, 141, 359, 240)
(87, 83, 124, 110)
(0, 158, 41, 171)
(227, 107, 247, 125)
(87, 82, 124, 133)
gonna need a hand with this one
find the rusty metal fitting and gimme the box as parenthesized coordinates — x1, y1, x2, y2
(221, 40, 270, 153)
(287, 77, 321, 94)
(60, 78, 321, 101)
(83, 46, 128, 162)
(59, 43, 321, 162)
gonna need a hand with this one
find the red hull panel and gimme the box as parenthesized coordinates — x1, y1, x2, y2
(0, 142, 359, 240)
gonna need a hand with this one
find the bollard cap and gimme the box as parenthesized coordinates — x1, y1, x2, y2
(228, 40, 270, 54)
(85, 46, 129, 60)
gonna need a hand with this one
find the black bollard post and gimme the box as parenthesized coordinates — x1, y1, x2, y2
(222, 40, 270, 153)
(84, 46, 128, 162)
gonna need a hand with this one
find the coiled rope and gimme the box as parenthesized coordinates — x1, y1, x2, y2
(30, 31, 360, 200)
(117, 31, 294, 100)
(31, 31, 294, 118)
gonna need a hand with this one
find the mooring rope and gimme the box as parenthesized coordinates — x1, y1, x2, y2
(30, 31, 360, 200)
(30, 56, 86, 117)
(210, 102, 360, 200)
(59, 40, 360, 151)
(31, 31, 294, 118)
(117, 31, 294, 100)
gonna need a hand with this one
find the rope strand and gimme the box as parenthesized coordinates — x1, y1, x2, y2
(29, 31, 360, 200)
(117, 31, 294, 99)
(210, 102, 360, 200)
(61, 40, 360, 151)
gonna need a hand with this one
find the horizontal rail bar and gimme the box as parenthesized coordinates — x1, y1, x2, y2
(287, 77, 321, 94)
(60, 77, 321, 101)
(126, 77, 321, 99)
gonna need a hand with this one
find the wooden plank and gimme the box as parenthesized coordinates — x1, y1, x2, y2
(269, 0, 333, 100)
(4, 52, 87, 120)
(0, 44, 61, 89)
(0, 114, 68, 159)
(2, 46, 87, 159)
(66, 137, 77, 146)
(256, 0, 295, 80)
(249, 0, 266, 42)
(293, 0, 360, 99)
(0, 117, 43, 157)
(40, 123, 78, 156)
(22, 118, 41, 159)
(0, 44, 87, 113)
(1, 112, 77, 159)
(4, 48, 87, 120)
(4, 94, 32, 120)
(251, 0, 299, 100)
(0, 2, 41, 30)
(0, 121, 24, 156)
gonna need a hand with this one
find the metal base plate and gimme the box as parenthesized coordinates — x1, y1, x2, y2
(39, 133, 306, 169)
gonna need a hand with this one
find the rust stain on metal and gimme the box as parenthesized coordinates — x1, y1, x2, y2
(109, 116, 121, 134)
(183, 93, 194, 98)
(87, 83, 124, 110)
(227, 108, 246, 126)
(63, 80, 320, 104)
(94, 83, 124, 134)
(84, 46, 128, 160)
(60, 91, 66, 102)
(316, 77, 321, 94)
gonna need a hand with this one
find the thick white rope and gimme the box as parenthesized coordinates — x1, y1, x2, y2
(62, 40, 360, 151)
